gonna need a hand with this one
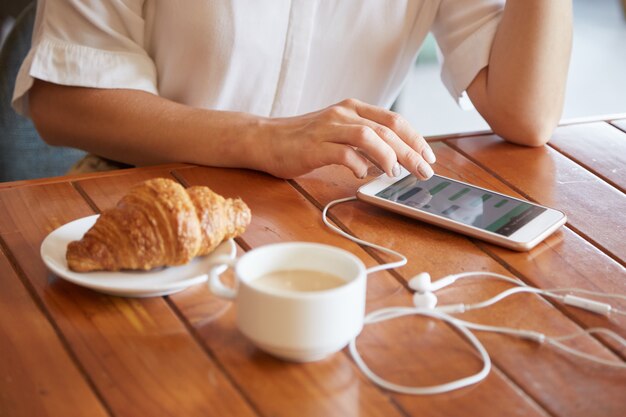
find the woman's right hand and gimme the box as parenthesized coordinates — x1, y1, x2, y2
(257, 98, 436, 180)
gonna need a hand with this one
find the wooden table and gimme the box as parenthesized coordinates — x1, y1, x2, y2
(1, 119, 625, 417)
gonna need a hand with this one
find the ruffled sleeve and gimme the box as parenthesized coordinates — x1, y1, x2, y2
(12, 0, 157, 116)
(431, 0, 505, 103)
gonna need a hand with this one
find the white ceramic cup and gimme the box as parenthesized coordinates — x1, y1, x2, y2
(207, 242, 367, 362)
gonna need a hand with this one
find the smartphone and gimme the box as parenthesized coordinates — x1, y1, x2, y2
(356, 169, 567, 251)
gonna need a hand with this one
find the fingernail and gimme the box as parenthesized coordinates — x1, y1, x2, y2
(392, 162, 401, 177)
(423, 147, 436, 164)
(418, 162, 434, 179)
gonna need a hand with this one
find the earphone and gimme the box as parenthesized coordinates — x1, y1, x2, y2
(323, 196, 626, 395)
(407, 271, 626, 316)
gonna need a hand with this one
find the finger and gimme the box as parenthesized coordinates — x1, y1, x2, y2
(328, 124, 398, 177)
(353, 101, 437, 166)
(355, 148, 384, 174)
(356, 117, 434, 180)
(317, 142, 369, 179)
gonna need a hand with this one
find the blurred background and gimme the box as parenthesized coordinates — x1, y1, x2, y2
(395, 0, 626, 136)
(1, 0, 625, 182)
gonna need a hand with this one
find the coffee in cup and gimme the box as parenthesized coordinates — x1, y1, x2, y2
(250, 269, 345, 292)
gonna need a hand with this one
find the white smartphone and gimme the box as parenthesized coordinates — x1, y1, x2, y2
(357, 169, 567, 251)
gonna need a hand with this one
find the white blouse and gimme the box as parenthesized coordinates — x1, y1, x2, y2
(13, 0, 504, 118)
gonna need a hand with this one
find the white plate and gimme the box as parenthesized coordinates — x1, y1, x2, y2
(40, 215, 235, 297)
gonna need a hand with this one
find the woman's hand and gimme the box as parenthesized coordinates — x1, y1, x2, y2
(259, 98, 436, 180)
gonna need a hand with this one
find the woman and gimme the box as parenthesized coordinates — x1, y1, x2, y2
(13, 0, 572, 180)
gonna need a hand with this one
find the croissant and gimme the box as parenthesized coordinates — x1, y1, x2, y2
(66, 178, 251, 272)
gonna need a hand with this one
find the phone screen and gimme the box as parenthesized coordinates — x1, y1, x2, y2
(375, 175, 546, 237)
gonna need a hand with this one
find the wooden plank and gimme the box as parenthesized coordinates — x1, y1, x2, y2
(291, 142, 626, 417)
(547, 122, 626, 191)
(611, 118, 626, 133)
(0, 164, 190, 190)
(167, 167, 550, 417)
(0, 247, 109, 417)
(74, 167, 180, 208)
(425, 113, 626, 143)
(0, 179, 258, 417)
(447, 134, 626, 262)
(560, 112, 626, 125)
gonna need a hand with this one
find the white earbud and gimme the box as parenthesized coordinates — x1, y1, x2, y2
(413, 291, 438, 309)
(408, 272, 432, 293)
(429, 274, 460, 292)
(409, 272, 460, 294)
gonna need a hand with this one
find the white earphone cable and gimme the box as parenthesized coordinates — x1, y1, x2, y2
(431, 272, 625, 317)
(322, 197, 407, 274)
(322, 196, 626, 395)
(453, 285, 561, 313)
(349, 307, 492, 395)
(447, 318, 626, 369)
(547, 328, 626, 368)
(545, 288, 626, 301)
(543, 288, 626, 316)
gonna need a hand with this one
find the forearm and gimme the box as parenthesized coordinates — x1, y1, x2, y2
(29, 81, 437, 180)
(469, 0, 573, 146)
(29, 80, 267, 170)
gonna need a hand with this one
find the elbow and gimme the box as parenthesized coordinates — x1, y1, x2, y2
(477, 91, 563, 147)
(490, 113, 559, 147)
